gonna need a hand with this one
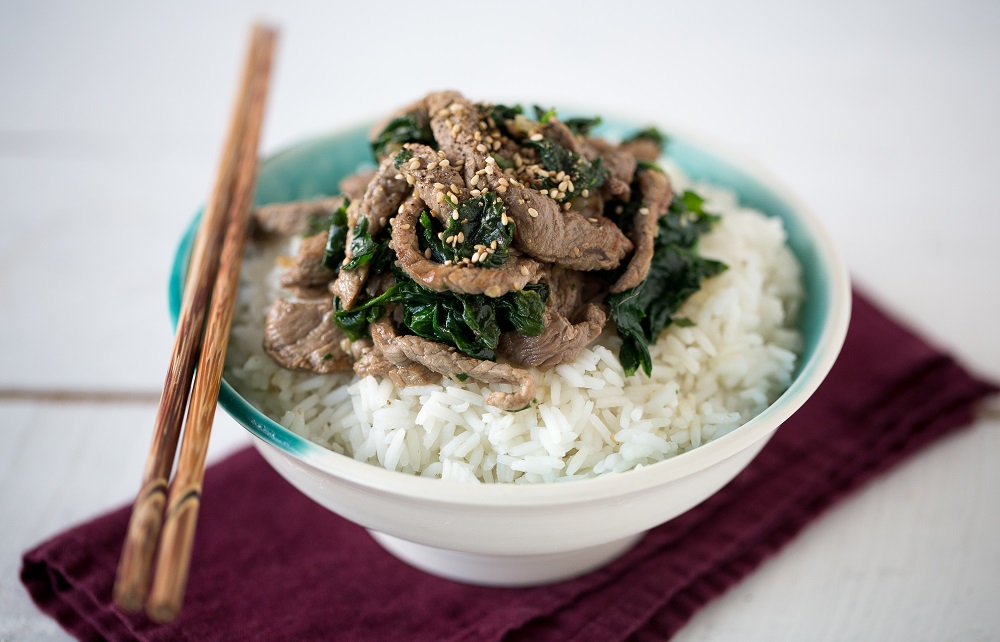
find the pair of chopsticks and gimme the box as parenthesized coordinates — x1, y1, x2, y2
(113, 23, 277, 623)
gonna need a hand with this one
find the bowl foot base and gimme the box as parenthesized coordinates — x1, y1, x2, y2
(368, 530, 646, 587)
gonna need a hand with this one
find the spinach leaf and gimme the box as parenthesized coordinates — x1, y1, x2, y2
(488, 103, 523, 127)
(564, 115, 602, 137)
(320, 198, 351, 270)
(333, 277, 547, 360)
(371, 114, 435, 158)
(341, 215, 377, 271)
(533, 105, 557, 124)
(523, 137, 608, 202)
(495, 283, 548, 337)
(417, 193, 514, 268)
(623, 126, 667, 148)
(393, 147, 413, 169)
(608, 188, 727, 377)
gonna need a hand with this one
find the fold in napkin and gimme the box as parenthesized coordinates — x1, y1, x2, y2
(22, 290, 998, 642)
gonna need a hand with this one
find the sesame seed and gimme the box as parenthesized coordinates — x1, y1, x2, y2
(566, 181, 574, 192)
(452, 211, 459, 220)
(528, 207, 538, 218)
(438, 232, 444, 240)
(398, 204, 406, 214)
(438, 150, 446, 158)
(436, 192, 446, 203)
(572, 247, 582, 257)
(470, 174, 480, 186)
(474, 131, 482, 141)
(456, 232, 465, 243)
(540, 189, 549, 195)
(394, 173, 403, 180)
(501, 212, 509, 225)
(498, 177, 509, 187)
(471, 189, 482, 197)
(484, 165, 494, 176)
(486, 156, 496, 164)
(424, 248, 432, 259)
(558, 181, 569, 192)
(450, 183, 459, 193)
(444, 259, 452, 266)
(476, 144, 488, 153)
(379, 217, 387, 226)
(439, 159, 450, 167)
(400, 223, 411, 230)
(406, 175, 415, 185)
(445, 235, 455, 244)
(451, 124, 461, 136)
(588, 217, 598, 223)
(433, 182, 445, 189)
(615, 205, 624, 214)
(520, 265, 530, 276)
(427, 161, 438, 170)
(471, 251, 480, 263)
(638, 207, 650, 215)
(563, 202, 572, 211)
(497, 186, 507, 194)
(529, 133, 543, 141)
(490, 240, 497, 249)
(581, 189, 590, 197)
(492, 140, 501, 151)
(408, 159, 420, 170)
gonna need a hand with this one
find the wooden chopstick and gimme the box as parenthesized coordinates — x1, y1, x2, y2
(143, 24, 277, 624)
(111, 23, 278, 619)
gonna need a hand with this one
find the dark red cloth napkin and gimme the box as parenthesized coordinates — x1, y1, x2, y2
(22, 290, 998, 641)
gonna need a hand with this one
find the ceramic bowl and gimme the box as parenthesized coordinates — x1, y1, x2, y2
(170, 117, 851, 586)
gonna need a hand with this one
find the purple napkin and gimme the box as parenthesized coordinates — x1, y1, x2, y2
(22, 290, 997, 641)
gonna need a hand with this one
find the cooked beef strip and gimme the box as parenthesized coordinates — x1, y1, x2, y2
(610, 168, 674, 293)
(620, 137, 662, 163)
(498, 267, 607, 369)
(339, 170, 377, 202)
(279, 232, 334, 296)
(353, 349, 439, 387)
(495, 183, 633, 271)
(359, 156, 413, 236)
(500, 303, 606, 370)
(395, 142, 469, 224)
(426, 91, 489, 185)
(251, 195, 344, 238)
(390, 193, 543, 297)
(370, 318, 536, 410)
(583, 137, 636, 200)
(262, 298, 353, 373)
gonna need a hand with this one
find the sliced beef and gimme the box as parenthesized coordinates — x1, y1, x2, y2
(426, 91, 489, 184)
(621, 137, 662, 163)
(251, 196, 344, 238)
(498, 267, 607, 369)
(262, 298, 352, 374)
(328, 201, 369, 309)
(496, 183, 632, 271)
(391, 193, 543, 297)
(370, 319, 536, 410)
(354, 349, 439, 387)
(279, 233, 334, 296)
(358, 156, 412, 236)
(395, 142, 468, 224)
(339, 170, 377, 202)
(584, 137, 636, 200)
(611, 168, 674, 293)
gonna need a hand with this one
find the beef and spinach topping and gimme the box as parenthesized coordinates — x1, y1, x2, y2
(252, 91, 726, 409)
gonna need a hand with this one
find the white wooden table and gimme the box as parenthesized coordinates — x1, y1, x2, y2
(2, 1, 998, 639)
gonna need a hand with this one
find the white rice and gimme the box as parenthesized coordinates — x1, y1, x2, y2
(225, 166, 804, 483)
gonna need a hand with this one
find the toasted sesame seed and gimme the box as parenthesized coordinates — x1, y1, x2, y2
(563, 202, 572, 211)
(558, 180, 569, 192)
(394, 173, 403, 180)
(474, 131, 482, 141)
(501, 212, 509, 225)
(451, 123, 461, 136)
(566, 181, 574, 192)
(492, 140, 501, 151)
(400, 223, 411, 230)
(528, 207, 538, 218)
(444, 259, 453, 266)
(438, 150, 446, 158)
(490, 240, 497, 249)
(452, 211, 459, 220)
(398, 204, 406, 214)
(476, 144, 488, 153)
(439, 159, 450, 167)
(445, 235, 455, 244)
(471, 188, 482, 197)
(638, 207, 650, 215)
(406, 175, 415, 185)
(520, 265, 530, 276)
(424, 248, 432, 259)
(433, 182, 445, 189)
(436, 192, 446, 203)
(497, 185, 507, 194)
(529, 133, 543, 141)
(588, 217, 598, 223)
(450, 183, 459, 194)
(572, 247, 582, 257)
(615, 205, 624, 214)
(471, 251, 481, 263)
(437, 232, 444, 240)
(484, 165, 494, 176)
(456, 232, 465, 243)
(470, 174, 480, 186)
(427, 161, 438, 170)
(379, 217, 387, 226)
(540, 189, 549, 195)
(486, 156, 496, 164)
(408, 159, 420, 170)
(498, 177, 509, 187)
(581, 189, 590, 197)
